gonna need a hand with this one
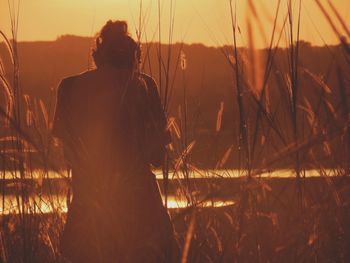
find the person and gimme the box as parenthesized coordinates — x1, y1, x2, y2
(52, 20, 177, 263)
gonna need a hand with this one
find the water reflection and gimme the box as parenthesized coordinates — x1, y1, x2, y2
(0, 169, 340, 180)
(0, 168, 340, 214)
(0, 194, 235, 215)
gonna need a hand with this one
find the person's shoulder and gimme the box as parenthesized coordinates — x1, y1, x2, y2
(76, 69, 99, 80)
(138, 72, 160, 95)
(128, 73, 147, 97)
(57, 76, 75, 98)
(139, 72, 153, 81)
(139, 72, 157, 87)
(60, 70, 97, 84)
(58, 70, 96, 92)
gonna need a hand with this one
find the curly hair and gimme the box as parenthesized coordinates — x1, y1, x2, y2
(92, 20, 139, 68)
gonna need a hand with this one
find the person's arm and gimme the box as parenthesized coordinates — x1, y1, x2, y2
(52, 77, 76, 168)
(140, 73, 171, 166)
(141, 73, 171, 144)
(52, 80, 67, 140)
(52, 76, 75, 140)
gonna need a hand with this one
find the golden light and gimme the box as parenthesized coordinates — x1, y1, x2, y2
(0, 0, 349, 47)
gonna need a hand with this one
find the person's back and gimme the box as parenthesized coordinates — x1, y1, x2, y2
(54, 67, 145, 189)
(53, 20, 178, 263)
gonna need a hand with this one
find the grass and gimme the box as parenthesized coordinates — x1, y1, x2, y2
(0, 0, 350, 262)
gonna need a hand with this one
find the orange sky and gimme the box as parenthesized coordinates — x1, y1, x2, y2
(0, 0, 349, 48)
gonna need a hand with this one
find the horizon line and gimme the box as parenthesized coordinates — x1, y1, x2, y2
(1, 34, 347, 50)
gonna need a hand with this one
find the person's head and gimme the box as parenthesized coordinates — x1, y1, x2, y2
(92, 20, 139, 69)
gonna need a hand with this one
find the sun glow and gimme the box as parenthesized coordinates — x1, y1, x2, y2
(0, 0, 348, 48)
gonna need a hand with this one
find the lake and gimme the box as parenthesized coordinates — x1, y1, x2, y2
(0, 169, 343, 214)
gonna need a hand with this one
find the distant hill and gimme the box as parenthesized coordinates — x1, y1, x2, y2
(0, 36, 348, 168)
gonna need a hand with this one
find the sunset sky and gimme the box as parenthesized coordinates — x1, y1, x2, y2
(0, 0, 349, 48)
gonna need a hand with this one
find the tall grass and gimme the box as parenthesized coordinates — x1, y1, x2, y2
(0, 2, 66, 262)
(195, 0, 350, 261)
(0, 0, 350, 262)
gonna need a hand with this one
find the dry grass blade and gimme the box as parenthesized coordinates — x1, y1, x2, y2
(216, 145, 233, 169)
(0, 30, 14, 63)
(323, 99, 337, 119)
(0, 78, 14, 125)
(168, 117, 181, 139)
(302, 68, 332, 94)
(174, 140, 196, 171)
(229, 0, 250, 169)
(301, 98, 317, 134)
(216, 102, 224, 132)
(314, 0, 342, 39)
(39, 99, 49, 129)
(181, 211, 196, 263)
(327, 0, 350, 38)
(262, 120, 349, 168)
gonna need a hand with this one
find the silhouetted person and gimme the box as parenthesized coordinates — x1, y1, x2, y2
(52, 20, 177, 263)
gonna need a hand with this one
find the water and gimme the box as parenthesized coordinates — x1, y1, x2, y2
(0, 194, 235, 215)
(0, 169, 341, 214)
(0, 168, 340, 180)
